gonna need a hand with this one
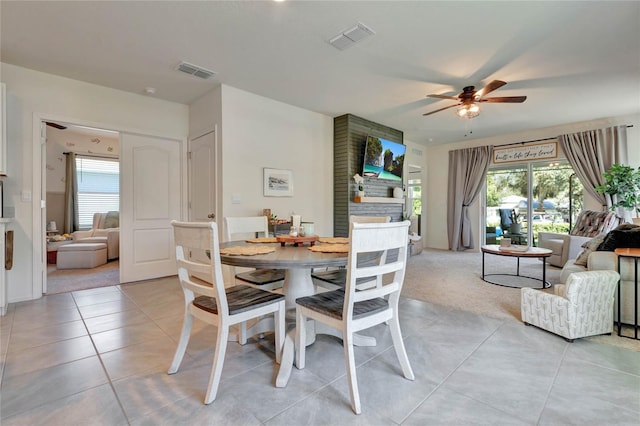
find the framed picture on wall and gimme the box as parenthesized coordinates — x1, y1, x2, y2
(264, 168, 293, 197)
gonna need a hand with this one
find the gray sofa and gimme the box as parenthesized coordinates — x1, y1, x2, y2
(561, 251, 638, 326)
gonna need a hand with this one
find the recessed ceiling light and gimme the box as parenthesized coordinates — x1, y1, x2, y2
(144, 87, 156, 95)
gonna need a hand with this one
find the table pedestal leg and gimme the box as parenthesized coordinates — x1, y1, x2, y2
(283, 268, 315, 310)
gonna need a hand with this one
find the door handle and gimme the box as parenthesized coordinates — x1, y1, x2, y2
(207, 213, 216, 219)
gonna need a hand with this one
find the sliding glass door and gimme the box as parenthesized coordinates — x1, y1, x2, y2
(486, 166, 529, 244)
(486, 162, 583, 246)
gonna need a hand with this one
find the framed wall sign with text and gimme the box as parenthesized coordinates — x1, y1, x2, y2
(493, 141, 558, 165)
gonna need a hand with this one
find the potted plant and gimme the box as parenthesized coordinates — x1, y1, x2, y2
(509, 210, 523, 234)
(595, 163, 640, 224)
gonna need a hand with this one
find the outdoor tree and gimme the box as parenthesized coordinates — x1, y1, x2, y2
(486, 164, 583, 225)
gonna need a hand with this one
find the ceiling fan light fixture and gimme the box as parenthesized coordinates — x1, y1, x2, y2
(457, 103, 480, 119)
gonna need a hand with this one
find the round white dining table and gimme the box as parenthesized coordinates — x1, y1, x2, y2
(219, 240, 348, 309)
(218, 239, 376, 387)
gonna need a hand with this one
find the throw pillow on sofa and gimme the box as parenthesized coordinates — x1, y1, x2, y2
(597, 224, 640, 252)
(103, 211, 120, 229)
(574, 233, 609, 266)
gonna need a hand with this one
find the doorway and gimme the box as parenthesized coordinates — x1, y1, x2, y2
(43, 121, 121, 294)
(485, 161, 584, 246)
(407, 164, 422, 236)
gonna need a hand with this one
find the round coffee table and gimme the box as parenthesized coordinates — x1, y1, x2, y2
(481, 245, 553, 289)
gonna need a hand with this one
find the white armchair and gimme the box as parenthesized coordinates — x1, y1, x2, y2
(72, 211, 120, 260)
(521, 270, 619, 341)
(538, 210, 622, 267)
(537, 233, 591, 268)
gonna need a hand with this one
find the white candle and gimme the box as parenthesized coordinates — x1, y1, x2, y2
(292, 215, 301, 229)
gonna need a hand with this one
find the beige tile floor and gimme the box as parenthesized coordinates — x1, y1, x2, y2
(1, 276, 639, 425)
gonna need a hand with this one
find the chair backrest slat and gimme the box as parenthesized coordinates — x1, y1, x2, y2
(354, 261, 403, 279)
(349, 216, 392, 285)
(172, 220, 228, 315)
(353, 281, 399, 302)
(224, 216, 269, 241)
(349, 215, 391, 224)
(344, 221, 410, 317)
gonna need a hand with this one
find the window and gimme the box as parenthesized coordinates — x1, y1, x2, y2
(407, 165, 422, 235)
(485, 161, 583, 246)
(76, 156, 119, 229)
(408, 177, 422, 217)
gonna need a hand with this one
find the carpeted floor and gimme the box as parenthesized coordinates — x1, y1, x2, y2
(403, 248, 560, 321)
(46, 260, 120, 294)
(403, 248, 640, 351)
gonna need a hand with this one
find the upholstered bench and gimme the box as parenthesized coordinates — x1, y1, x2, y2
(57, 242, 108, 269)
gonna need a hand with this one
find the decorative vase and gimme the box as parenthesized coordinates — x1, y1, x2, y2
(509, 223, 522, 234)
(393, 187, 403, 199)
(357, 190, 364, 198)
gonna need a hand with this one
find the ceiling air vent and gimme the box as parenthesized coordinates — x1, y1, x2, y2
(329, 22, 375, 50)
(176, 61, 216, 80)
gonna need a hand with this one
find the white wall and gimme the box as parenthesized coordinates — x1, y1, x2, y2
(218, 85, 334, 237)
(1, 62, 189, 304)
(424, 114, 640, 250)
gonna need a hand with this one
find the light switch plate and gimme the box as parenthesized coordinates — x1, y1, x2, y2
(21, 190, 32, 202)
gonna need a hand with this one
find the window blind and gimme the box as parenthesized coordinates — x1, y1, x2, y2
(76, 156, 120, 229)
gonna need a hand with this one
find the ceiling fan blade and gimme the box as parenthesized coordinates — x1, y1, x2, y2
(423, 103, 460, 116)
(478, 96, 527, 103)
(475, 80, 507, 98)
(46, 121, 67, 130)
(427, 94, 459, 100)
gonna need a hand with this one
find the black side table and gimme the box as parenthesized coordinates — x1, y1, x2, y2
(615, 248, 639, 340)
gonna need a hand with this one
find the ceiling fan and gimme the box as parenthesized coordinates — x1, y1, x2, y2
(423, 80, 526, 118)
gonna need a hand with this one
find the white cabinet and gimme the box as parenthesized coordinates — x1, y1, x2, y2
(0, 82, 5, 175)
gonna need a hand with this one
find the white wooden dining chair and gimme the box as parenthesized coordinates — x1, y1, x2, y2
(224, 216, 285, 291)
(295, 220, 414, 414)
(311, 215, 391, 290)
(169, 220, 285, 405)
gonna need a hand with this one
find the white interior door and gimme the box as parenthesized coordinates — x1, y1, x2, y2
(120, 133, 183, 283)
(189, 129, 216, 223)
(188, 129, 218, 280)
(40, 122, 48, 293)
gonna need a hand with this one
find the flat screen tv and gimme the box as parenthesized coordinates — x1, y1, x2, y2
(362, 136, 406, 182)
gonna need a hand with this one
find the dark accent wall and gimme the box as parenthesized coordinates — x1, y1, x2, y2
(333, 114, 404, 237)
